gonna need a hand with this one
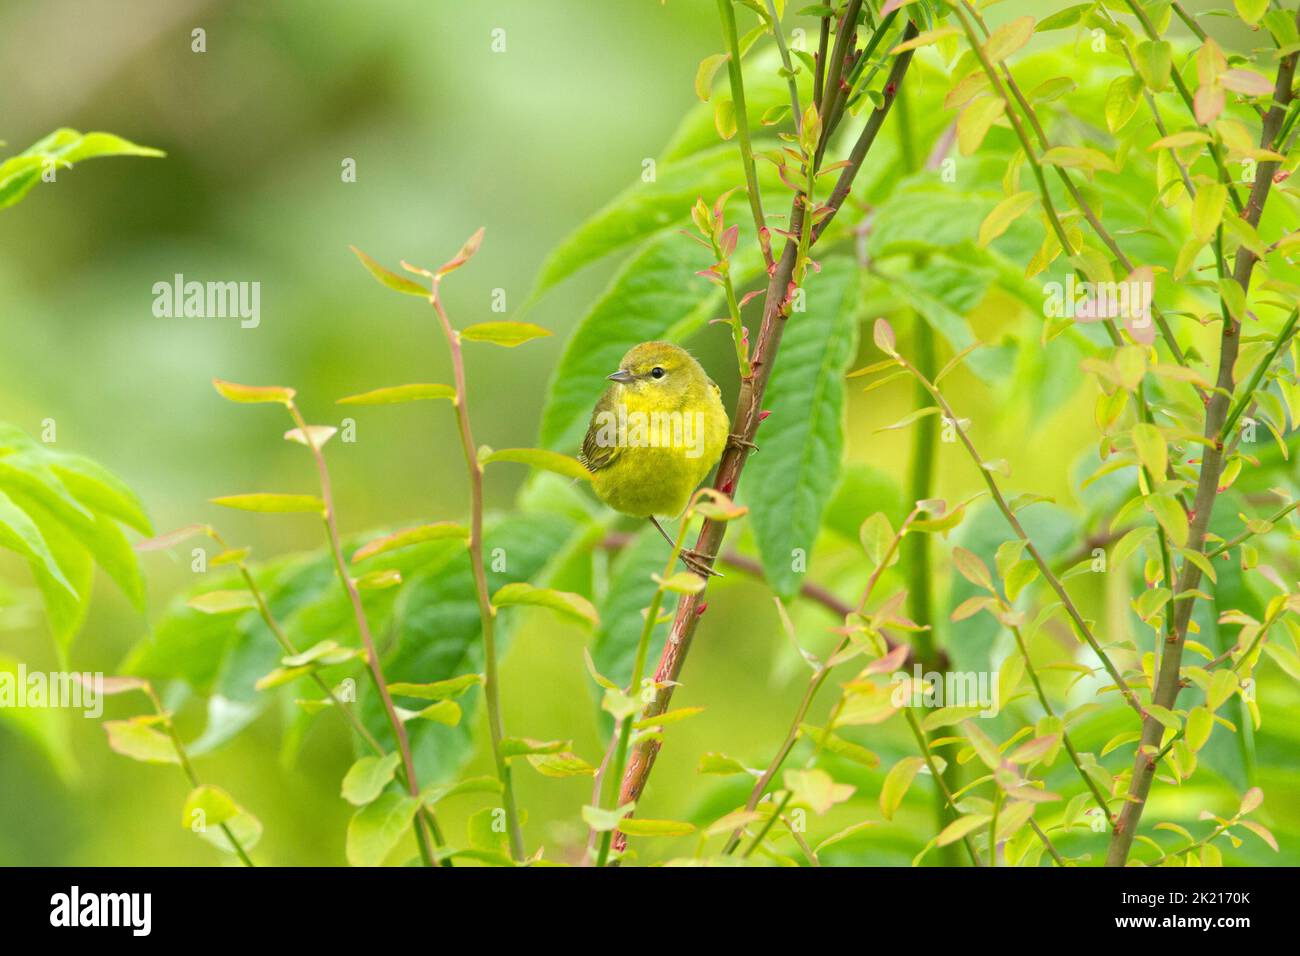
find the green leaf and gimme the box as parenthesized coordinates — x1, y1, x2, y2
(48, 453, 151, 535)
(341, 753, 403, 806)
(1185, 706, 1214, 752)
(815, 821, 877, 854)
(978, 191, 1036, 247)
(958, 98, 1005, 156)
(1207, 669, 1238, 711)
(698, 752, 750, 775)
(1144, 704, 1182, 732)
(500, 737, 572, 759)
(962, 719, 1002, 769)
(181, 784, 239, 829)
(747, 257, 860, 599)
(104, 720, 179, 764)
(1191, 183, 1227, 243)
(617, 818, 696, 837)
(530, 146, 752, 297)
(185, 590, 258, 615)
(1105, 75, 1143, 133)
(337, 384, 455, 405)
(212, 379, 295, 405)
(654, 570, 706, 595)
(582, 803, 635, 832)
(210, 493, 326, 514)
(405, 700, 462, 726)
(1036, 4, 1090, 31)
(1131, 423, 1167, 479)
(695, 53, 729, 101)
(880, 756, 925, 821)
(952, 546, 994, 591)
(937, 813, 990, 846)
(460, 321, 552, 347)
(350, 246, 428, 297)
(182, 784, 262, 854)
(527, 751, 596, 777)
(1041, 146, 1117, 175)
(983, 16, 1035, 62)
(346, 793, 419, 866)
(481, 447, 591, 482)
(538, 233, 727, 455)
(0, 129, 162, 211)
(388, 673, 483, 701)
(1147, 493, 1188, 547)
(491, 581, 599, 627)
(783, 768, 854, 815)
(352, 523, 469, 563)
(1235, 0, 1268, 25)
(859, 512, 897, 570)
(1135, 41, 1173, 92)
(0, 487, 75, 597)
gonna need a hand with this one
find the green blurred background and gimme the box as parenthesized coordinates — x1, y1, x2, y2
(1, 0, 1295, 866)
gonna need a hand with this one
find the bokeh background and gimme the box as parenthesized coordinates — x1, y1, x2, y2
(1, 0, 1295, 866)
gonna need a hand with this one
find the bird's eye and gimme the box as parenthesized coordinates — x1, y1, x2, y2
(650, 366, 665, 379)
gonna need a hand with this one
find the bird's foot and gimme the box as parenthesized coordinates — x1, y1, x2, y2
(727, 433, 758, 454)
(680, 547, 723, 579)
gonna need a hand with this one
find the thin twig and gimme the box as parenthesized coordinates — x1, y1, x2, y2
(287, 402, 437, 867)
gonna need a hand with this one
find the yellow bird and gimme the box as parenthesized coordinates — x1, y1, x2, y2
(580, 342, 730, 576)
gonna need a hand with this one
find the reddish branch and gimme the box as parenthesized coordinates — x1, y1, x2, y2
(610, 18, 921, 854)
(1106, 24, 1299, 866)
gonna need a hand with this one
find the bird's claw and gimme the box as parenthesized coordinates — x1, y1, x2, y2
(727, 433, 758, 454)
(681, 548, 723, 579)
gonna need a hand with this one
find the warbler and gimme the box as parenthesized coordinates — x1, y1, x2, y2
(580, 341, 731, 576)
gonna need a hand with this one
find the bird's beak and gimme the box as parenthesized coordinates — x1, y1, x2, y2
(607, 369, 634, 383)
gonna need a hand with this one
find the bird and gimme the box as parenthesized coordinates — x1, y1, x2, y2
(580, 341, 731, 578)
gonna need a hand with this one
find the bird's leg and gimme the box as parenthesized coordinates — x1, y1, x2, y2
(648, 516, 722, 578)
(726, 432, 758, 454)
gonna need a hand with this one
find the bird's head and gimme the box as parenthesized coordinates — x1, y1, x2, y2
(606, 341, 701, 399)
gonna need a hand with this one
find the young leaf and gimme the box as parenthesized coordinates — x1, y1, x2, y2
(880, 756, 925, 821)
(346, 793, 419, 866)
(185, 590, 258, 615)
(491, 582, 599, 627)
(460, 321, 552, 347)
(350, 246, 429, 297)
(104, 720, 179, 765)
(341, 753, 403, 806)
(337, 384, 455, 405)
(978, 191, 1036, 247)
(351, 522, 469, 563)
(617, 818, 696, 837)
(747, 257, 860, 598)
(212, 379, 295, 405)
(210, 493, 326, 515)
(481, 447, 591, 481)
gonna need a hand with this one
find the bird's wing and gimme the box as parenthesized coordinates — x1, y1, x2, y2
(579, 386, 623, 473)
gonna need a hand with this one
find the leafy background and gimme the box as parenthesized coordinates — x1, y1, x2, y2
(1, 0, 1296, 865)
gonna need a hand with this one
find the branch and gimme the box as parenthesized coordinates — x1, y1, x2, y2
(426, 279, 526, 863)
(719, 505, 921, 855)
(608, 18, 922, 853)
(1106, 22, 1299, 866)
(887, 341, 1145, 719)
